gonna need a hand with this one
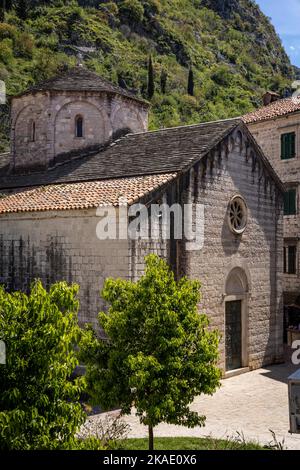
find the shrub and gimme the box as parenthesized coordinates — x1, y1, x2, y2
(14, 32, 35, 59)
(0, 23, 17, 41)
(211, 65, 232, 87)
(0, 39, 14, 66)
(119, 0, 144, 23)
(0, 281, 86, 450)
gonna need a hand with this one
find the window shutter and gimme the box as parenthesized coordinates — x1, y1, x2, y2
(290, 189, 296, 215)
(288, 246, 297, 274)
(281, 132, 296, 159)
(281, 134, 286, 159)
(284, 189, 297, 215)
(291, 132, 296, 157)
(284, 192, 289, 214)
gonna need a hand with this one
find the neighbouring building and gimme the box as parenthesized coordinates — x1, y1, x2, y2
(244, 95, 300, 340)
(0, 67, 284, 374)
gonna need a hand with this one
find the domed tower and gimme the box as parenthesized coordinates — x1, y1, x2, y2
(10, 66, 149, 172)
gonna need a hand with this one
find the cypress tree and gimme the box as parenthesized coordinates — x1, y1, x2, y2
(117, 73, 127, 90)
(187, 67, 194, 96)
(147, 55, 155, 99)
(16, 0, 28, 21)
(160, 69, 167, 94)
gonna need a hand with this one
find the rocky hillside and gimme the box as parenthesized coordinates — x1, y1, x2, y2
(0, 0, 294, 151)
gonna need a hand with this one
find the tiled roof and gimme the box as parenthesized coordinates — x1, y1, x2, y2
(243, 97, 300, 124)
(16, 66, 149, 105)
(0, 173, 177, 214)
(0, 119, 240, 190)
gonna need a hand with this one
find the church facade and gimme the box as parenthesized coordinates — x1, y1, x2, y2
(0, 67, 284, 374)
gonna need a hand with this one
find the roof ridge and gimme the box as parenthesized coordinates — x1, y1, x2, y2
(130, 117, 241, 137)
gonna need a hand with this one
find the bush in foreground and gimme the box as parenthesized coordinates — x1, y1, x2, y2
(0, 281, 85, 450)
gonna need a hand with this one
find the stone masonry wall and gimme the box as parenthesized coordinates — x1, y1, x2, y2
(248, 114, 300, 302)
(0, 209, 130, 330)
(10, 91, 148, 171)
(178, 127, 283, 371)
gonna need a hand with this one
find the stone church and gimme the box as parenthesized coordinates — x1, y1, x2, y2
(0, 66, 284, 374)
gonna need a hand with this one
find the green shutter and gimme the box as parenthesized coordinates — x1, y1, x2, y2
(281, 134, 286, 159)
(284, 192, 289, 214)
(281, 132, 296, 160)
(291, 132, 296, 157)
(290, 189, 296, 214)
(288, 246, 297, 274)
(284, 189, 297, 215)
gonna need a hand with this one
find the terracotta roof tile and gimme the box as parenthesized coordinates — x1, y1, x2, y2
(243, 97, 300, 124)
(0, 173, 177, 215)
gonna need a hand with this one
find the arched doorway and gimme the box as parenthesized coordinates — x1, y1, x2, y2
(224, 267, 249, 372)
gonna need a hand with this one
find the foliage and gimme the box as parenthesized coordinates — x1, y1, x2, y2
(0, 280, 86, 450)
(119, 0, 144, 23)
(80, 255, 221, 450)
(147, 54, 154, 99)
(0, 0, 294, 146)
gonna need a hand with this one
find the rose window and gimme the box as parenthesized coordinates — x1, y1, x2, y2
(228, 196, 248, 235)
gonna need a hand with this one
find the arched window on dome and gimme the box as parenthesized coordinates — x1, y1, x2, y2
(75, 115, 84, 138)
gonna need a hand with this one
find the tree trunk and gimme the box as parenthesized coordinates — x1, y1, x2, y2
(148, 424, 154, 451)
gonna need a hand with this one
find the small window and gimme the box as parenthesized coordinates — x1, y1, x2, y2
(29, 119, 36, 142)
(75, 115, 83, 138)
(284, 188, 297, 215)
(284, 246, 297, 274)
(281, 132, 296, 160)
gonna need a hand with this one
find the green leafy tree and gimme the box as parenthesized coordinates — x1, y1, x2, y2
(119, 0, 144, 23)
(188, 67, 194, 96)
(147, 54, 155, 99)
(81, 255, 221, 450)
(0, 281, 86, 450)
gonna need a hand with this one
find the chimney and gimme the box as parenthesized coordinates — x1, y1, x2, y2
(262, 91, 281, 106)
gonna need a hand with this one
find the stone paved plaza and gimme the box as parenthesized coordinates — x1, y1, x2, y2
(93, 359, 300, 449)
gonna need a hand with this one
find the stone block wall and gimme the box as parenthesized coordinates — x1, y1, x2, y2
(248, 115, 300, 302)
(10, 91, 148, 171)
(0, 209, 130, 330)
(177, 127, 283, 371)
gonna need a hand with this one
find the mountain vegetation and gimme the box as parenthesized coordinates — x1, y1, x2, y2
(0, 0, 294, 152)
